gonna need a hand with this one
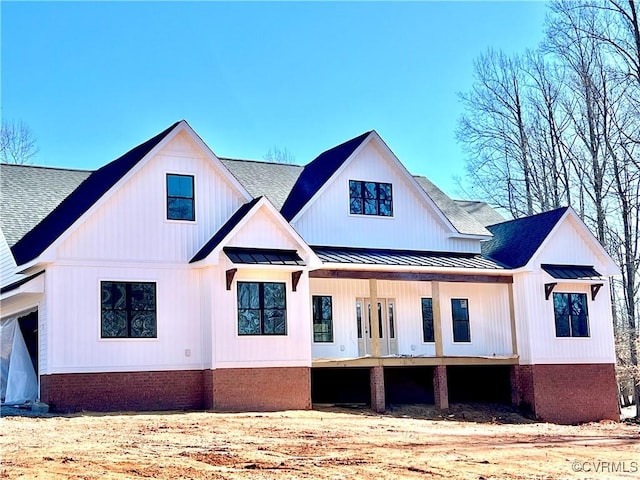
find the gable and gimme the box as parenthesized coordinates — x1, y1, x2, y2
(53, 127, 249, 264)
(533, 213, 618, 275)
(291, 140, 481, 252)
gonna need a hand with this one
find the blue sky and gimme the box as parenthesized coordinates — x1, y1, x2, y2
(2, 1, 548, 196)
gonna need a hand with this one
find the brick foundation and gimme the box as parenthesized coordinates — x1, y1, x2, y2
(40, 370, 206, 413)
(211, 367, 311, 411)
(515, 363, 619, 424)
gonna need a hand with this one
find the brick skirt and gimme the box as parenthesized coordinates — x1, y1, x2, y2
(40, 367, 311, 413)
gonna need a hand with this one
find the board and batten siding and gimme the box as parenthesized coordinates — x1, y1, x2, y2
(209, 265, 312, 368)
(310, 278, 514, 359)
(513, 273, 615, 364)
(292, 142, 480, 253)
(44, 264, 205, 374)
(56, 131, 247, 264)
(0, 230, 20, 287)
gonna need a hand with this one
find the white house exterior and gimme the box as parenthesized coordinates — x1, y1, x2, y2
(0, 121, 620, 423)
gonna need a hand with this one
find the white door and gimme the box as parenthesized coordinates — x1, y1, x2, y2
(356, 298, 397, 356)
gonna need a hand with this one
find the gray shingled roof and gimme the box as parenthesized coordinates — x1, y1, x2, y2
(0, 164, 91, 246)
(220, 158, 303, 210)
(455, 200, 506, 227)
(413, 176, 491, 236)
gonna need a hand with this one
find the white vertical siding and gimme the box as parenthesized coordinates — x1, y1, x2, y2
(227, 205, 299, 251)
(293, 142, 480, 253)
(0, 230, 19, 287)
(310, 278, 513, 359)
(46, 264, 205, 373)
(211, 265, 312, 368)
(56, 131, 246, 263)
(513, 272, 616, 364)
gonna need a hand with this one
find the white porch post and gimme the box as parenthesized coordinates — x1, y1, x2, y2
(369, 278, 380, 357)
(432, 281, 443, 357)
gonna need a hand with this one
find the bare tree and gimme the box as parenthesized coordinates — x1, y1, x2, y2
(263, 146, 296, 164)
(0, 120, 39, 165)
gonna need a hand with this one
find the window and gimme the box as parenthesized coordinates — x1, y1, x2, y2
(422, 298, 434, 342)
(166, 174, 195, 221)
(451, 298, 470, 342)
(101, 281, 157, 338)
(237, 282, 286, 335)
(349, 180, 393, 216)
(312, 296, 333, 342)
(553, 293, 589, 337)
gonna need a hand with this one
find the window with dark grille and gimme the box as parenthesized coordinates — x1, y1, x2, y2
(422, 298, 434, 342)
(237, 282, 287, 335)
(553, 293, 589, 337)
(167, 174, 195, 221)
(312, 296, 333, 342)
(349, 180, 393, 216)
(451, 298, 470, 342)
(101, 281, 157, 338)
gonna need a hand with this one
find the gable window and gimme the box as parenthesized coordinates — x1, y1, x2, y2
(553, 293, 589, 337)
(237, 282, 286, 335)
(101, 281, 157, 338)
(166, 174, 195, 221)
(422, 298, 434, 342)
(312, 295, 333, 342)
(451, 298, 470, 342)
(349, 180, 393, 216)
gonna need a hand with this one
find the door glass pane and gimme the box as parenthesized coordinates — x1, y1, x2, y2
(378, 302, 384, 338)
(388, 302, 395, 339)
(356, 302, 362, 339)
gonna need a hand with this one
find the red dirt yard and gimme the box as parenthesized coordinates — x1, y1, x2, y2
(1, 405, 638, 479)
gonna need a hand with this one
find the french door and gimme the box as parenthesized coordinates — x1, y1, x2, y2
(356, 298, 397, 356)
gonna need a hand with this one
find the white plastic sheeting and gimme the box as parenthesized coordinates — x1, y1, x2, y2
(1, 314, 38, 404)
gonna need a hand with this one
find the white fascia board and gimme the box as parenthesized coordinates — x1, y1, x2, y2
(524, 207, 620, 276)
(289, 132, 375, 224)
(191, 197, 321, 269)
(448, 233, 493, 241)
(33, 121, 252, 267)
(0, 275, 44, 301)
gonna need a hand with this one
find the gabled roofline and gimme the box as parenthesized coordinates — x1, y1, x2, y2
(190, 196, 321, 268)
(11, 121, 253, 267)
(524, 207, 619, 275)
(288, 131, 461, 236)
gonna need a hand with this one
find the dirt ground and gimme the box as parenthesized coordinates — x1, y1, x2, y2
(1, 404, 639, 480)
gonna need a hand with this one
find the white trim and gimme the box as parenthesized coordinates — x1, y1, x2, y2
(21, 121, 253, 267)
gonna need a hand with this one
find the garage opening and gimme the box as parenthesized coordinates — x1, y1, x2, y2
(1, 309, 39, 405)
(311, 368, 371, 405)
(447, 365, 511, 404)
(384, 366, 435, 405)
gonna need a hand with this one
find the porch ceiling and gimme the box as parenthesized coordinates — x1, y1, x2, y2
(312, 355, 519, 368)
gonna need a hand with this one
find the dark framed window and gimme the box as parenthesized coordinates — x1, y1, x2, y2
(553, 293, 589, 337)
(237, 282, 286, 335)
(167, 174, 195, 221)
(312, 296, 333, 342)
(349, 180, 393, 216)
(422, 298, 434, 342)
(451, 298, 470, 342)
(101, 281, 157, 338)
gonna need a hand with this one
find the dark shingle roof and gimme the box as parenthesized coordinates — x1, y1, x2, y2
(190, 197, 261, 263)
(312, 246, 503, 269)
(11, 122, 180, 265)
(0, 164, 91, 246)
(280, 131, 372, 221)
(482, 207, 568, 268)
(220, 159, 303, 210)
(454, 200, 506, 227)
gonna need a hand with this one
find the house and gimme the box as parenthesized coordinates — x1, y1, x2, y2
(0, 120, 620, 424)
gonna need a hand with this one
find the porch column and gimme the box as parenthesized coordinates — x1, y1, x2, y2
(369, 278, 380, 357)
(510, 365, 521, 406)
(433, 365, 449, 409)
(508, 283, 518, 356)
(370, 365, 385, 412)
(431, 281, 444, 357)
